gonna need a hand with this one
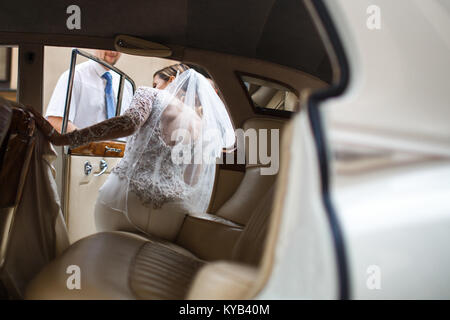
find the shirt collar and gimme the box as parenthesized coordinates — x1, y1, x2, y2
(90, 60, 110, 78)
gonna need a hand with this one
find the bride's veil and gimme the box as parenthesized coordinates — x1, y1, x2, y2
(99, 68, 235, 225)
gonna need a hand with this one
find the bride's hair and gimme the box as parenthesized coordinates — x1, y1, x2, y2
(153, 63, 190, 81)
(154, 63, 205, 116)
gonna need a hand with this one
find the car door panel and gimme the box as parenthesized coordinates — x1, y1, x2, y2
(65, 154, 121, 243)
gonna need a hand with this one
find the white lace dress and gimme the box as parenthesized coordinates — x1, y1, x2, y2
(112, 87, 194, 210)
(103, 87, 195, 238)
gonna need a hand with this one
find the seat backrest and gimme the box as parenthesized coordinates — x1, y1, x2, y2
(251, 86, 278, 107)
(216, 117, 285, 226)
(231, 185, 275, 266)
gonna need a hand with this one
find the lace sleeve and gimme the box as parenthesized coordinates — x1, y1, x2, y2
(121, 87, 157, 129)
(60, 87, 158, 147)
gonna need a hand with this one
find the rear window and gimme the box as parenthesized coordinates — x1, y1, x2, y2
(238, 73, 299, 117)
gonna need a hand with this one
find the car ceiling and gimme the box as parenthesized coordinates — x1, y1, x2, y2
(0, 0, 332, 82)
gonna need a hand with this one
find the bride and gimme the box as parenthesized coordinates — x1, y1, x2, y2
(30, 64, 235, 241)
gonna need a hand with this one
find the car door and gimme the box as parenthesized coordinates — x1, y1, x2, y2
(60, 49, 135, 243)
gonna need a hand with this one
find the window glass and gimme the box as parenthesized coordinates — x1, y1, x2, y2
(240, 74, 299, 114)
(0, 47, 9, 81)
(43, 47, 183, 131)
(0, 46, 17, 101)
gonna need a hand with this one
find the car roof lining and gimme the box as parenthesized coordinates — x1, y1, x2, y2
(0, 0, 332, 82)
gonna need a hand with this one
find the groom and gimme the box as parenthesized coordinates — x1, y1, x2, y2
(45, 50, 133, 132)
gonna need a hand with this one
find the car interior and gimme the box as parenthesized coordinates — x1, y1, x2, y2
(0, 1, 336, 299)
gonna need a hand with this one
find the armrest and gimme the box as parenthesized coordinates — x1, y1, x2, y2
(187, 261, 257, 300)
(175, 213, 243, 261)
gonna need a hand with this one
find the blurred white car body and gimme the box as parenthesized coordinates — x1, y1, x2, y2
(258, 0, 450, 299)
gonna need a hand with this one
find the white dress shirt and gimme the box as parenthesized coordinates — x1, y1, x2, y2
(45, 60, 134, 129)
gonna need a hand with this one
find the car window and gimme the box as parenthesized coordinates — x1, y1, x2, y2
(58, 49, 136, 133)
(0, 46, 17, 101)
(239, 74, 299, 116)
(0, 47, 10, 83)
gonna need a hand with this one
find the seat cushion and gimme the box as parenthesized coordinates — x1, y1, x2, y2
(25, 231, 204, 300)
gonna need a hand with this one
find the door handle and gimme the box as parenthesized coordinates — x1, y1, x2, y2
(94, 159, 108, 177)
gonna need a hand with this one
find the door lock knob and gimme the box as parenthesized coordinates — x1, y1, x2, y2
(84, 161, 93, 175)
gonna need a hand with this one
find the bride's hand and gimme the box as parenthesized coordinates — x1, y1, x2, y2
(24, 106, 67, 146)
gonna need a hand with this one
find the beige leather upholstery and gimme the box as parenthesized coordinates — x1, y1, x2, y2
(243, 118, 286, 167)
(216, 167, 277, 225)
(232, 187, 274, 265)
(26, 183, 275, 299)
(176, 117, 285, 259)
(187, 262, 258, 300)
(216, 118, 285, 225)
(175, 213, 243, 261)
(130, 241, 204, 299)
(26, 232, 204, 300)
(207, 169, 244, 213)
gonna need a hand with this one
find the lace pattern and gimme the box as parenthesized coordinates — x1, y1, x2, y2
(112, 87, 192, 209)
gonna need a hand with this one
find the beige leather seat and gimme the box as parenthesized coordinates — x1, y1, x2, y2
(26, 187, 275, 299)
(25, 117, 284, 300)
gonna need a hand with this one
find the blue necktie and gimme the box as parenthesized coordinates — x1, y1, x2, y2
(102, 72, 115, 119)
